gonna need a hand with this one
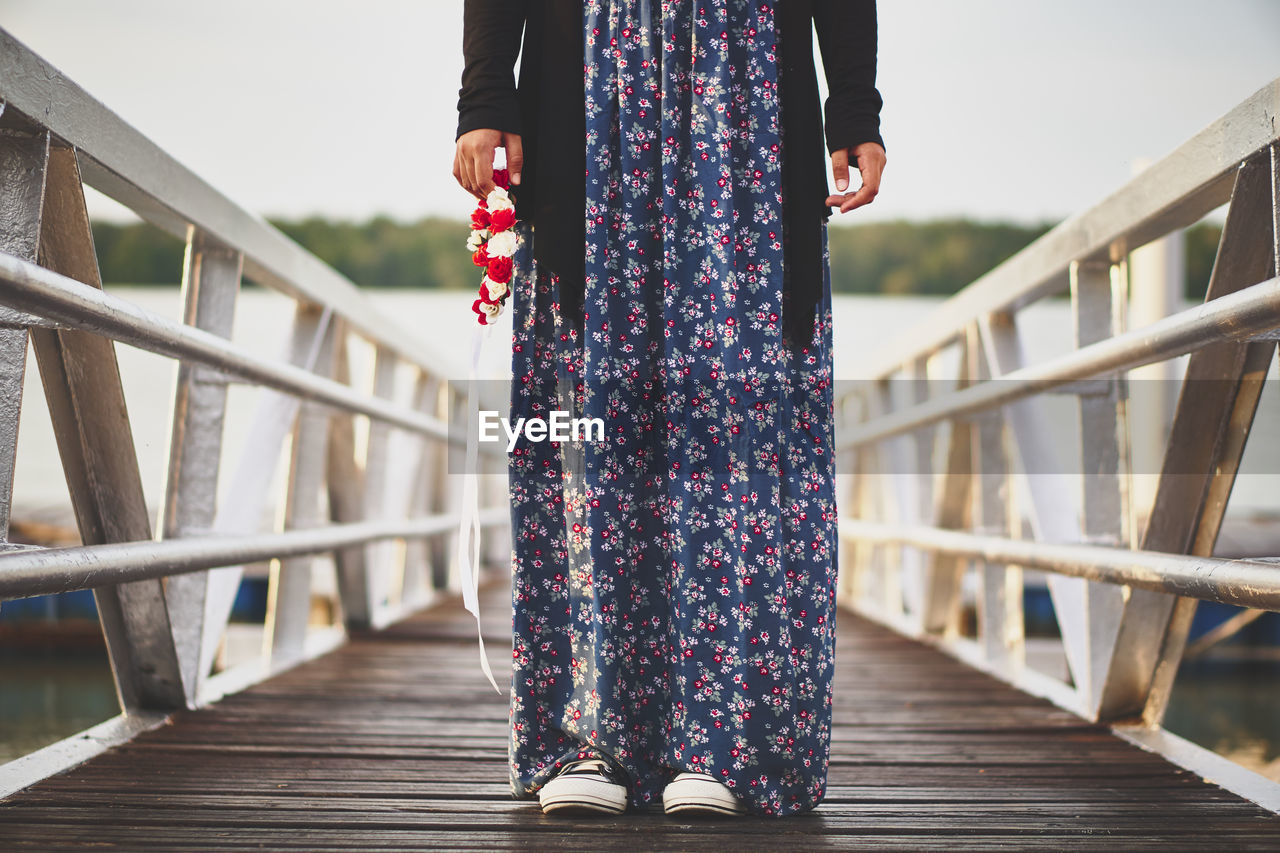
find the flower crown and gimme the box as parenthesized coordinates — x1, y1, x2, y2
(467, 168, 518, 324)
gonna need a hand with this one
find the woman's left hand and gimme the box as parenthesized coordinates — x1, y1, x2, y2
(826, 142, 886, 213)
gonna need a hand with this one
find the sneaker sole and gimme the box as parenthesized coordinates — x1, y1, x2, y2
(662, 778, 747, 817)
(663, 797, 746, 817)
(539, 779, 628, 815)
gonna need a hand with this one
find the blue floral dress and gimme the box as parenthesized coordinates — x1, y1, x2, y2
(505, 0, 838, 817)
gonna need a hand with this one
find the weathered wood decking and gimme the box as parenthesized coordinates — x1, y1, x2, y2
(3, 581, 1280, 851)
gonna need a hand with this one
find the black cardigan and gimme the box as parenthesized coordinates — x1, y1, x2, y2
(456, 0, 883, 351)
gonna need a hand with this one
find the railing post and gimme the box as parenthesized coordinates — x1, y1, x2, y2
(0, 121, 50, 556)
(480, 445, 511, 573)
(30, 144, 186, 709)
(920, 331, 974, 636)
(1069, 258, 1131, 714)
(901, 354, 935, 624)
(1094, 148, 1278, 724)
(264, 302, 337, 664)
(418, 378, 449, 592)
(1127, 156, 1186, 527)
(400, 370, 441, 609)
(160, 227, 243, 703)
(327, 317, 371, 628)
(438, 381, 469, 594)
(972, 311, 1024, 668)
(842, 392, 879, 608)
(362, 344, 399, 624)
(853, 381, 894, 613)
(835, 393, 863, 609)
(872, 377, 909, 619)
(978, 308, 1084, 685)
(479, 381, 512, 575)
(200, 302, 338, 679)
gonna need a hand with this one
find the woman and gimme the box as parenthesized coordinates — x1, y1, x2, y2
(453, 0, 884, 818)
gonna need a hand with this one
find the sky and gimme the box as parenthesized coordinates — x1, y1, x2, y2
(2, 0, 1277, 227)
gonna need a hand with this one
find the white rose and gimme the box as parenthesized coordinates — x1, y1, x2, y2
(486, 229, 518, 258)
(484, 276, 509, 300)
(466, 230, 485, 251)
(486, 186, 514, 211)
(479, 299, 503, 320)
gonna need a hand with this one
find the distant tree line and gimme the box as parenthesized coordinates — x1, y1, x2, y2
(91, 216, 1223, 301)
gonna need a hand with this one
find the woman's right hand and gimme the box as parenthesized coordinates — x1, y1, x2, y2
(453, 128, 524, 200)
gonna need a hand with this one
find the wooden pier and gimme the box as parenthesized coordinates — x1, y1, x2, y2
(4, 27, 1280, 851)
(3, 580, 1279, 850)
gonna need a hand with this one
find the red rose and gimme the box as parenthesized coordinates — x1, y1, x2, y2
(471, 297, 492, 324)
(487, 255, 514, 284)
(472, 244, 490, 267)
(478, 282, 500, 304)
(471, 208, 490, 230)
(488, 207, 516, 232)
(493, 168, 509, 188)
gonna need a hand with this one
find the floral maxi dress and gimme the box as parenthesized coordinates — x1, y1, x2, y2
(505, 0, 838, 817)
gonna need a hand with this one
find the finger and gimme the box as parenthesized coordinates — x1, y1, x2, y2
(830, 149, 850, 193)
(858, 148, 885, 190)
(464, 149, 487, 200)
(860, 148, 886, 188)
(458, 146, 478, 198)
(840, 182, 877, 212)
(835, 153, 881, 212)
(472, 147, 497, 199)
(505, 134, 524, 185)
(452, 148, 466, 192)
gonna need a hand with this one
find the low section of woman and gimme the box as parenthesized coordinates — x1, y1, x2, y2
(454, 0, 885, 818)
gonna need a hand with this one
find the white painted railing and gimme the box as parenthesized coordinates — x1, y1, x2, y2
(833, 78, 1280, 811)
(0, 26, 509, 794)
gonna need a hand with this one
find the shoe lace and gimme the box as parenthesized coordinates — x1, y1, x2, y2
(562, 757, 612, 776)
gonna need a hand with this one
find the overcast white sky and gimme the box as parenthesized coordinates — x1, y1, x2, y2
(2, 0, 1277, 226)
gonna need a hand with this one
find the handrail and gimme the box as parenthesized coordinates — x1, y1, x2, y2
(832, 76, 1280, 813)
(849, 78, 1280, 383)
(838, 274, 1280, 450)
(840, 519, 1280, 611)
(0, 249, 503, 451)
(0, 24, 513, 791)
(0, 508, 508, 600)
(0, 26, 458, 377)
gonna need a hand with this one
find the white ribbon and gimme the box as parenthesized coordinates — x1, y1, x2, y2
(457, 319, 503, 694)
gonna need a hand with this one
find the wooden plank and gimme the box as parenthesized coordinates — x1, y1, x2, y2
(2, 580, 1278, 847)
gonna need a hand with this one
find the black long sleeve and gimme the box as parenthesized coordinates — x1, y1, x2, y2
(456, 0, 530, 140)
(812, 0, 884, 154)
(453, 1, 874, 353)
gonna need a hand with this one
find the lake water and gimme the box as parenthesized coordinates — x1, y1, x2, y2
(4, 286, 1279, 782)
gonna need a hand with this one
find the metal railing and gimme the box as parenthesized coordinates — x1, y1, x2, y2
(0, 27, 509, 792)
(833, 77, 1280, 810)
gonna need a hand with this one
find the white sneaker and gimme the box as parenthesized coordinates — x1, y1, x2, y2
(662, 771, 748, 816)
(538, 757, 629, 815)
